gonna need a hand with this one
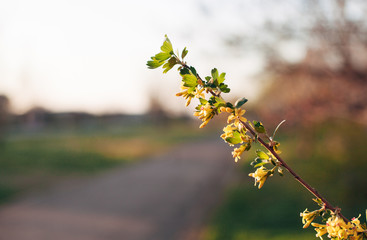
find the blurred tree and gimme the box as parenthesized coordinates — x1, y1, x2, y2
(228, 0, 367, 126)
(146, 94, 170, 124)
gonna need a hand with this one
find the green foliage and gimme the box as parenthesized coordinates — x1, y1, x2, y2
(226, 131, 242, 145)
(256, 150, 270, 160)
(182, 73, 198, 88)
(147, 35, 176, 70)
(253, 121, 266, 134)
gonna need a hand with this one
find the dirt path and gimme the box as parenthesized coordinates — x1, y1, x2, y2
(0, 139, 237, 240)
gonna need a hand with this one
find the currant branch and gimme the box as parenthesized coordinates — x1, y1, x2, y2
(147, 35, 367, 240)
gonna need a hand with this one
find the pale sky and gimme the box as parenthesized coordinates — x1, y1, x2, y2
(0, 0, 303, 114)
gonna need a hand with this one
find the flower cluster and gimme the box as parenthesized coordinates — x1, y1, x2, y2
(193, 102, 215, 128)
(176, 84, 205, 107)
(248, 166, 274, 189)
(300, 208, 367, 240)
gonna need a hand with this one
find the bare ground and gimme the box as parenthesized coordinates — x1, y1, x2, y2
(0, 139, 237, 240)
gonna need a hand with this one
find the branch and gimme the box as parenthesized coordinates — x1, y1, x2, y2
(239, 120, 350, 223)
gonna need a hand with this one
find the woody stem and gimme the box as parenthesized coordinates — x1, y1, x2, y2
(239, 119, 350, 223)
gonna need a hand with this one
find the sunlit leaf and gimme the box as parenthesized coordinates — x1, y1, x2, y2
(211, 68, 218, 80)
(161, 35, 173, 53)
(217, 72, 226, 84)
(181, 47, 188, 59)
(256, 150, 269, 160)
(147, 59, 164, 69)
(182, 74, 198, 87)
(225, 131, 242, 145)
(199, 98, 208, 105)
(154, 52, 171, 61)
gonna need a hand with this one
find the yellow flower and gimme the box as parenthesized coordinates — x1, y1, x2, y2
(195, 88, 205, 99)
(176, 85, 205, 107)
(176, 85, 193, 106)
(227, 108, 247, 126)
(300, 209, 321, 228)
(311, 223, 328, 239)
(193, 103, 214, 128)
(311, 214, 366, 240)
(248, 166, 272, 189)
(232, 144, 248, 162)
(220, 124, 238, 141)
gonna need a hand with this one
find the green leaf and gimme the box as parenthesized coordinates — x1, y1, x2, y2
(211, 68, 218, 80)
(214, 97, 226, 109)
(256, 150, 269, 160)
(225, 102, 234, 109)
(182, 74, 198, 87)
(161, 35, 173, 53)
(219, 83, 230, 93)
(147, 59, 164, 69)
(199, 98, 208, 105)
(205, 76, 211, 81)
(181, 47, 188, 59)
(235, 97, 248, 108)
(162, 57, 178, 73)
(253, 121, 266, 133)
(154, 52, 171, 61)
(244, 143, 251, 151)
(180, 68, 190, 75)
(190, 66, 197, 76)
(250, 158, 267, 168)
(225, 131, 242, 145)
(217, 72, 226, 84)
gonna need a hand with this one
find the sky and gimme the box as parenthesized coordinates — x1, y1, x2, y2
(0, 0, 303, 115)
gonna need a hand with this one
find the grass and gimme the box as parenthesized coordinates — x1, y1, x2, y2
(202, 119, 367, 240)
(0, 119, 213, 204)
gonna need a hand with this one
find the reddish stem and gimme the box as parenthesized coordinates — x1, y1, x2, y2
(240, 120, 350, 223)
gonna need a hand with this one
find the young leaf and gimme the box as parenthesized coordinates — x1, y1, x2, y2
(162, 57, 178, 73)
(235, 97, 248, 108)
(250, 157, 267, 168)
(181, 47, 188, 59)
(225, 131, 242, 145)
(219, 83, 230, 93)
(256, 150, 270, 160)
(154, 52, 172, 61)
(190, 66, 197, 76)
(211, 68, 218, 80)
(161, 35, 173, 53)
(147, 59, 165, 69)
(199, 98, 208, 105)
(217, 72, 226, 84)
(253, 121, 266, 133)
(182, 74, 198, 87)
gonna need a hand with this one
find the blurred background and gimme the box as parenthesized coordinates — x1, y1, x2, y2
(0, 0, 367, 239)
